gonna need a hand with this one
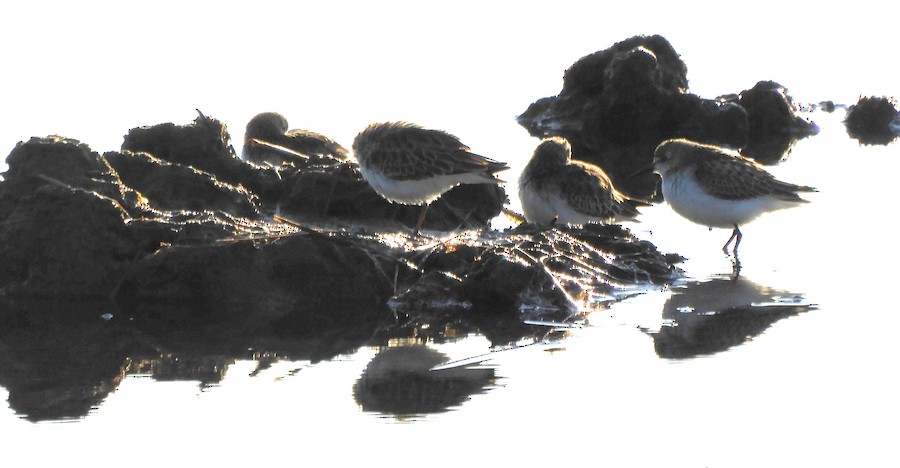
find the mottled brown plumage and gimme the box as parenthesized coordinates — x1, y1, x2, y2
(653, 138, 816, 253)
(519, 137, 645, 225)
(242, 112, 348, 169)
(352, 121, 509, 234)
(353, 122, 507, 181)
(687, 144, 814, 201)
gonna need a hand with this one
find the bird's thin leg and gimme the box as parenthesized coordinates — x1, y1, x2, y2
(722, 225, 742, 253)
(413, 205, 429, 236)
(722, 230, 736, 253)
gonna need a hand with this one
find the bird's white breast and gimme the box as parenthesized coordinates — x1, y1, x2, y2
(519, 183, 597, 225)
(359, 165, 493, 205)
(661, 168, 798, 228)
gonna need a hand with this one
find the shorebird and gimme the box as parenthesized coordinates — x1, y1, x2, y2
(653, 138, 817, 253)
(352, 121, 509, 235)
(242, 112, 348, 169)
(518, 137, 646, 226)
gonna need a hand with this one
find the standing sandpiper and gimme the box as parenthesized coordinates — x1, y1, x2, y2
(519, 137, 646, 226)
(352, 121, 510, 235)
(653, 138, 817, 253)
(242, 112, 349, 169)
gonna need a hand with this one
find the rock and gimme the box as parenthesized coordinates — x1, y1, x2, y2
(103, 150, 261, 218)
(517, 35, 750, 199)
(391, 223, 680, 317)
(122, 111, 287, 204)
(0, 136, 280, 298)
(0, 116, 683, 421)
(0, 136, 121, 202)
(559, 34, 688, 99)
(517, 35, 820, 198)
(720, 81, 819, 164)
(112, 230, 399, 338)
(3, 130, 677, 310)
(0, 137, 139, 297)
(113, 221, 680, 332)
(844, 96, 900, 145)
(0, 184, 137, 297)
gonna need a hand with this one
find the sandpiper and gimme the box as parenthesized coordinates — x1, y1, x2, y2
(242, 112, 349, 169)
(653, 138, 817, 253)
(352, 121, 509, 235)
(518, 137, 646, 226)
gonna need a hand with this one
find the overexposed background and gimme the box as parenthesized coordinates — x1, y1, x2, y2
(2, 1, 896, 170)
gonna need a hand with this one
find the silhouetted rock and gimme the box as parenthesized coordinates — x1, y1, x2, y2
(815, 100, 844, 113)
(122, 112, 287, 204)
(0, 117, 682, 421)
(104, 150, 261, 218)
(845, 96, 900, 145)
(720, 81, 820, 164)
(113, 230, 399, 340)
(561, 35, 688, 95)
(392, 223, 680, 318)
(0, 136, 126, 205)
(0, 135, 280, 298)
(0, 137, 140, 297)
(2, 126, 678, 304)
(517, 35, 822, 198)
(518, 35, 750, 199)
(0, 184, 142, 298)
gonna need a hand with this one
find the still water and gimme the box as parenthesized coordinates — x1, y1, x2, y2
(3, 102, 898, 468)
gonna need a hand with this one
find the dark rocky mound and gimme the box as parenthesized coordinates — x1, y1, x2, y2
(719, 80, 820, 164)
(517, 35, 819, 199)
(104, 150, 261, 218)
(0, 117, 681, 421)
(1, 119, 681, 308)
(0, 135, 273, 298)
(0, 137, 147, 297)
(844, 96, 900, 145)
(121, 112, 286, 203)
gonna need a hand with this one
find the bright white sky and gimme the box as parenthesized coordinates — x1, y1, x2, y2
(2, 1, 897, 168)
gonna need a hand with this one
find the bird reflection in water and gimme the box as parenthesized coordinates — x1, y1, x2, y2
(353, 345, 495, 418)
(644, 275, 816, 359)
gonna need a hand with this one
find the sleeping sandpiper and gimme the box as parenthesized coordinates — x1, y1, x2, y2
(519, 137, 646, 226)
(653, 138, 816, 253)
(242, 112, 349, 169)
(352, 121, 509, 235)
